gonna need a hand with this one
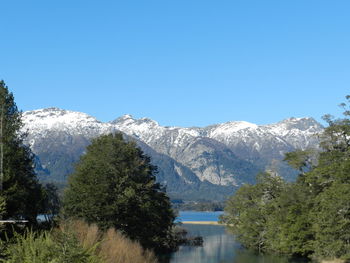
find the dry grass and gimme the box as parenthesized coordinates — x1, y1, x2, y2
(60, 220, 157, 263)
(61, 220, 101, 249)
(98, 228, 157, 263)
(321, 259, 347, 263)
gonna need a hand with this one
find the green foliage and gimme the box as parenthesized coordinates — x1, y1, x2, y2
(4, 219, 158, 263)
(0, 80, 45, 223)
(63, 133, 176, 252)
(264, 183, 314, 256)
(311, 183, 350, 259)
(223, 172, 314, 257)
(284, 149, 317, 174)
(222, 172, 285, 252)
(223, 96, 350, 261)
(3, 229, 101, 263)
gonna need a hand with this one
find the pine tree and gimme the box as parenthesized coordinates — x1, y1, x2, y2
(63, 133, 176, 252)
(0, 80, 44, 223)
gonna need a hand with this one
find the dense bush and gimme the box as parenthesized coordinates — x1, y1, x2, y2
(3, 229, 101, 263)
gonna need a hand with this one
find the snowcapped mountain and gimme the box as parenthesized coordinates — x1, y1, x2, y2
(21, 108, 323, 201)
(23, 107, 115, 141)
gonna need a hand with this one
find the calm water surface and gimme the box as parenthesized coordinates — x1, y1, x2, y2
(163, 211, 308, 263)
(176, 211, 224, 222)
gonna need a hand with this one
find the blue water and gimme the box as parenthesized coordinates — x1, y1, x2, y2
(37, 214, 56, 222)
(163, 211, 308, 263)
(176, 211, 224, 222)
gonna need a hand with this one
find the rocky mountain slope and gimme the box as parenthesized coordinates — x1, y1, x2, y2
(22, 108, 323, 200)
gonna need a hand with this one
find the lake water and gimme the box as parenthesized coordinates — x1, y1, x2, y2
(176, 211, 224, 222)
(162, 211, 308, 263)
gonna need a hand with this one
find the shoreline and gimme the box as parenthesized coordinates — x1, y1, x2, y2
(181, 221, 220, 225)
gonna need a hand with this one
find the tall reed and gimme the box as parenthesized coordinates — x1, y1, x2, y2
(61, 219, 158, 263)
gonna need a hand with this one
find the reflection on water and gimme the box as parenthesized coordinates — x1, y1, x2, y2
(162, 224, 308, 263)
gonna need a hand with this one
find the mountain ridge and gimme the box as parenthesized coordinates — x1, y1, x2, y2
(21, 108, 323, 201)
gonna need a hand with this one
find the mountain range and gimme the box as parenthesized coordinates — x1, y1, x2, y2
(22, 108, 323, 201)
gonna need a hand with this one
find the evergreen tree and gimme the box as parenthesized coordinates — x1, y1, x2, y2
(63, 133, 176, 252)
(0, 80, 44, 223)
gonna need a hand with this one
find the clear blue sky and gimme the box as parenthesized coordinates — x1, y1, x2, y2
(1, 0, 350, 127)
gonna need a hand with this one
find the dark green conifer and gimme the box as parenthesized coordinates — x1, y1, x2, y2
(0, 80, 44, 223)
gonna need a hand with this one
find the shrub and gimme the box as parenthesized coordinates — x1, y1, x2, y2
(4, 229, 101, 263)
(3, 219, 158, 263)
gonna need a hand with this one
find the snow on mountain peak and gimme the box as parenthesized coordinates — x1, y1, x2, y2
(266, 117, 323, 135)
(23, 107, 99, 124)
(262, 117, 323, 150)
(224, 121, 258, 131)
(22, 107, 322, 152)
(112, 115, 163, 144)
(207, 121, 258, 138)
(22, 108, 111, 139)
(277, 117, 319, 126)
(21, 107, 323, 189)
(112, 114, 159, 126)
(114, 114, 134, 121)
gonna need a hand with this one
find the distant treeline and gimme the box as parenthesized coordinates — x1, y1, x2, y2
(172, 200, 225, 211)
